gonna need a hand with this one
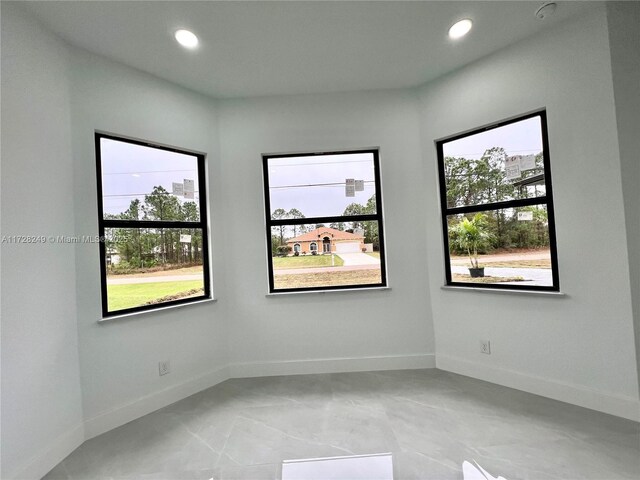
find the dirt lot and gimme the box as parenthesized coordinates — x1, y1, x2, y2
(274, 269, 382, 289)
(450, 249, 551, 268)
(107, 265, 203, 279)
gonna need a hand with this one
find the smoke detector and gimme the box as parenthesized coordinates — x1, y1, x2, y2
(535, 2, 557, 19)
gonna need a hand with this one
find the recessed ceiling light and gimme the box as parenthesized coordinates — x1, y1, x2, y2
(448, 19, 473, 40)
(174, 29, 199, 49)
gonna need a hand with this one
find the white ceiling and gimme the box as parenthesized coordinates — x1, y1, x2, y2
(21, 1, 595, 99)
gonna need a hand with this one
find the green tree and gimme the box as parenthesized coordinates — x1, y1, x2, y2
(271, 208, 288, 245)
(181, 202, 201, 263)
(143, 186, 181, 264)
(444, 148, 549, 251)
(111, 199, 143, 267)
(343, 195, 378, 247)
(342, 203, 366, 231)
(288, 208, 305, 237)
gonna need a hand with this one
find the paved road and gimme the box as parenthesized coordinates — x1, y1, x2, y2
(335, 252, 381, 266)
(450, 266, 552, 286)
(107, 274, 202, 285)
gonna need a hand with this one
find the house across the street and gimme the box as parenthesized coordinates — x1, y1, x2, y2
(286, 227, 365, 255)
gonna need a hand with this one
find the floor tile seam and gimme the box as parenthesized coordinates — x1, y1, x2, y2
(234, 413, 352, 453)
(409, 449, 461, 473)
(185, 427, 224, 457)
(359, 401, 404, 447)
(472, 451, 583, 480)
(214, 416, 243, 469)
(216, 450, 245, 469)
(326, 444, 357, 456)
(387, 394, 447, 412)
(227, 382, 309, 407)
(328, 397, 387, 412)
(388, 393, 533, 423)
(564, 433, 640, 455)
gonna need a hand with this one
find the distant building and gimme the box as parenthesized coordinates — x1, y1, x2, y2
(286, 227, 364, 254)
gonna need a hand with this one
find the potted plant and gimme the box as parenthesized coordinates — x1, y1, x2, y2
(452, 213, 492, 278)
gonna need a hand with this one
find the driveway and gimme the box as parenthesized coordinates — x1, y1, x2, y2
(335, 252, 381, 266)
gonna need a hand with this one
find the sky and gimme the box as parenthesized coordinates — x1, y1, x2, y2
(443, 116, 542, 160)
(100, 138, 200, 218)
(267, 152, 376, 218)
(101, 116, 544, 220)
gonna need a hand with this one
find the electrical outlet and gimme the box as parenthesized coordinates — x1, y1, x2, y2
(480, 340, 491, 355)
(158, 360, 171, 376)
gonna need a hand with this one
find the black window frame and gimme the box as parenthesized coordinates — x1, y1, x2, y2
(436, 110, 560, 292)
(262, 148, 387, 294)
(95, 132, 211, 317)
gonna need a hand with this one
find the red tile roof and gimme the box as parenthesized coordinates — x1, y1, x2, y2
(286, 226, 363, 243)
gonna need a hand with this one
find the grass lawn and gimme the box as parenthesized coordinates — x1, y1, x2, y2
(274, 269, 381, 289)
(272, 255, 344, 269)
(108, 280, 204, 311)
(452, 274, 525, 283)
(366, 252, 380, 259)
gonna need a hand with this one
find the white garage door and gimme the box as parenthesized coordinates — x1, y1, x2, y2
(335, 242, 360, 253)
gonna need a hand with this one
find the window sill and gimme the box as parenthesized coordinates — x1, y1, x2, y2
(441, 285, 566, 297)
(266, 286, 391, 297)
(98, 297, 217, 323)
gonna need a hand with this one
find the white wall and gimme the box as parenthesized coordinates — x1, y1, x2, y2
(419, 8, 639, 419)
(0, 4, 84, 478)
(218, 91, 435, 374)
(69, 49, 229, 437)
(2, 3, 638, 478)
(607, 1, 640, 396)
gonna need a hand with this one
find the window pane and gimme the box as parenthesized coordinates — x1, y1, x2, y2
(270, 221, 383, 290)
(105, 227, 206, 312)
(446, 205, 553, 287)
(100, 138, 201, 221)
(267, 152, 377, 219)
(442, 116, 547, 209)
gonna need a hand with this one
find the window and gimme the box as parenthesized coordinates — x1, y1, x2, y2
(263, 149, 387, 293)
(96, 133, 211, 317)
(436, 111, 560, 291)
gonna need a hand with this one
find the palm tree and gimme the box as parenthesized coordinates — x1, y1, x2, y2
(453, 213, 492, 269)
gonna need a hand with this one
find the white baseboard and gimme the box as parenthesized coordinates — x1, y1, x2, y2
(18, 351, 637, 479)
(8, 422, 84, 480)
(83, 365, 229, 439)
(228, 353, 436, 378)
(437, 354, 640, 422)
(81, 354, 435, 442)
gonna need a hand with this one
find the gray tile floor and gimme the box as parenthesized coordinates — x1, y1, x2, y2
(43, 369, 639, 480)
